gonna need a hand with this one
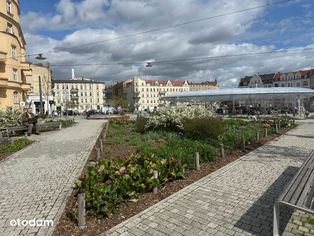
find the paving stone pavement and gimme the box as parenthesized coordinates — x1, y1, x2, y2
(0, 119, 105, 236)
(105, 122, 314, 236)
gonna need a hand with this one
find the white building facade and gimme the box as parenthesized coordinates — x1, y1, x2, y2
(125, 76, 190, 111)
(53, 77, 106, 113)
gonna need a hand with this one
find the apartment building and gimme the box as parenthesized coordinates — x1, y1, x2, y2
(273, 70, 314, 88)
(189, 80, 219, 90)
(238, 74, 274, 88)
(0, 0, 32, 110)
(53, 77, 106, 113)
(119, 76, 190, 111)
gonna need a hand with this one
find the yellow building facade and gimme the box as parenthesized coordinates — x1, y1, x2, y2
(0, 0, 32, 110)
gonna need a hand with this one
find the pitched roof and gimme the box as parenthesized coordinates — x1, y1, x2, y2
(145, 79, 187, 86)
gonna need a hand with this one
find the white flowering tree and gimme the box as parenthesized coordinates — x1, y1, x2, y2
(146, 103, 219, 131)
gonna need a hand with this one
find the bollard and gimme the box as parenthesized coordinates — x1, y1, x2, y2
(96, 147, 100, 161)
(256, 131, 260, 143)
(100, 139, 104, 153)
(78, 193, 86, 229)
(195, 152, 200, 171)
(264, 128, 268, 137)
(278, 121, 281, 130)
(275, 124, 279, 134)
(220, 143, 225, 158)
(59, 122, 62, 130)
(153, 171, 158, 194)
(242, 136, 246, 150)
(24, 132, 28, 140)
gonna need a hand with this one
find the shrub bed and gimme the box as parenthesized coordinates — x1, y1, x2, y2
(79, 108, 296, 218)
(81, 152, 186, 216)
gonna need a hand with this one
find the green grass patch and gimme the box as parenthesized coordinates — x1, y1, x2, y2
(0, 138, 32, 153)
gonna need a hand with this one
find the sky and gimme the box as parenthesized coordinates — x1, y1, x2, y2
(20, 0, 314, 87)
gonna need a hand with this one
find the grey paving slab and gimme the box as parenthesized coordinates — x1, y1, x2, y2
(104, 122, 314, 236)
(0, 119, 105, 236)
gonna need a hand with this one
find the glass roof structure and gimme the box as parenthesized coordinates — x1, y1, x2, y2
(161, 87, 314, 103)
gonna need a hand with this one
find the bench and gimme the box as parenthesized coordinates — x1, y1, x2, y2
(7, 121, 62, 136)
(273, 150, 314, 236)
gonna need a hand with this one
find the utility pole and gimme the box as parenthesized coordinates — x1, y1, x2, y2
(39, 76, 43, 115)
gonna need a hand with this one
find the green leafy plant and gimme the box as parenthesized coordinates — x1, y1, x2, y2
(183, 117, 226, 141)
(82, 152, 186, 217)
(0, 109, 22, 128)
(0, 138, 32, 153)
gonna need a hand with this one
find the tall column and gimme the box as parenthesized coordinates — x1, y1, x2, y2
(297, 95, 301, 118)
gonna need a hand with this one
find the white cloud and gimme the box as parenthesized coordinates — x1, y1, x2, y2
(22, 0, 314, 87)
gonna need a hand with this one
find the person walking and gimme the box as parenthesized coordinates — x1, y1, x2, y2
(22, 108, 40, 136)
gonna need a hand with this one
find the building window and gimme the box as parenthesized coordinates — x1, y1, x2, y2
(6, 22, 13, 34)
(7, 1, 12, 14)
(13, 91, 18, 104)
(11, 45, 16, 59)
(303, 81, 309, 87)
(12, 68, 18, 81)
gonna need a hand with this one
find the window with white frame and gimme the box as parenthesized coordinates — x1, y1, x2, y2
(12, 68, 18, 81)
(11, 45, 16, 59)
(6, 1, 12, 14)
(13, 91, 18, 104)
(6, 22, 13, 34)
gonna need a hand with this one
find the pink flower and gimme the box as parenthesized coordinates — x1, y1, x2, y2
(119, 167, 127, 176)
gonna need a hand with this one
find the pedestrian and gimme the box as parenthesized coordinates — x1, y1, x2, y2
(22, 108, 40, 136)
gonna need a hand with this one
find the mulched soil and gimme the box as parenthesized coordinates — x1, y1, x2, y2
(0, 152, 14, 162)
(53, 127, 292, 236)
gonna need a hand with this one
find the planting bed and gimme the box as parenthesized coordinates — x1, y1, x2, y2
(54, 108, 295, 236)
(0, 138, 33, 162)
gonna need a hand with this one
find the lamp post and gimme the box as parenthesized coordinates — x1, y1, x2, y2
(36, 54, 47, 115)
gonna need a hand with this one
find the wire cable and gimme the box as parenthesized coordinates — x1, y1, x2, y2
(46, 47, 314, 67)
(1, 0, 292, 61)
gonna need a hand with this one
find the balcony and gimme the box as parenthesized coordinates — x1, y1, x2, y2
(0, 78, 8, 88)
(21, 83, 32, 91)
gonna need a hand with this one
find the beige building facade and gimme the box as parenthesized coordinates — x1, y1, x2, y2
(124, 76, 190, 111)
(189, 80, 219, 91)
(0, 0, 32, 110)
(53, 77, 106, 113)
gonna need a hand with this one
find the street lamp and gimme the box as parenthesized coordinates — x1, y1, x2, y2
(145, 62, 153, 67)
(35, 54, 47, 60)
(36, 54, 47, 115)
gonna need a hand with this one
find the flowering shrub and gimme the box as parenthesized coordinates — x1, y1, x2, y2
(145, 104, 218, 132)
(81, 152, 186, 216)
(0, 110, 22, 128)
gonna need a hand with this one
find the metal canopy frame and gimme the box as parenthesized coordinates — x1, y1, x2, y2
(161, 87, 314, 103)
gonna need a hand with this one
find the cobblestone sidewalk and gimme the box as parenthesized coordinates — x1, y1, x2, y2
(105, 123, 314, 236)
(0, 119, 105, 236)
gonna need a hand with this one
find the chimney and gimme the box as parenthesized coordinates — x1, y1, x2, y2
(72, 68, 75, 80)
